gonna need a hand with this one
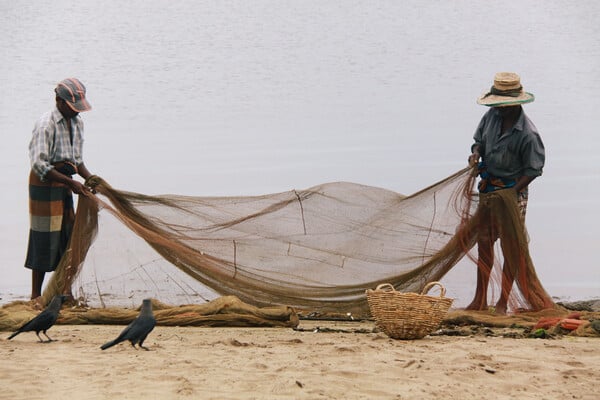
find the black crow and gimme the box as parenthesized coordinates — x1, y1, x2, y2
(8, 295, 67, 342)
(100, 298, 156, 350)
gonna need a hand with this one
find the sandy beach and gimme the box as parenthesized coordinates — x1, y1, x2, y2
(1, 317, 599, 400)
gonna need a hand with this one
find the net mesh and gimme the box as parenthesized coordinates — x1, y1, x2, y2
(41, 167, 554, 316)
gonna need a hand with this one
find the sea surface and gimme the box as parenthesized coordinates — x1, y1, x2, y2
(1, 0, 598, 306)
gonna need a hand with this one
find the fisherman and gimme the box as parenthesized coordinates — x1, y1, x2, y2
(26, 78, 96, 307)
(466, 72, 550, 314)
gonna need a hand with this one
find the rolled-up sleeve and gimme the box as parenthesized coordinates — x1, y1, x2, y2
(521, 133, 545, 177)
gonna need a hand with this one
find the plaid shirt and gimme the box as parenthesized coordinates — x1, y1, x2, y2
(29, 106, 85, 180)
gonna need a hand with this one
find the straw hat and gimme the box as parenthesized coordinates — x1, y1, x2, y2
(477, 72, 534, 107)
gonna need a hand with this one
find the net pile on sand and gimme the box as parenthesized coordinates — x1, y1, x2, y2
(0, 296, 298, 332)
(38, 167, 552, 317)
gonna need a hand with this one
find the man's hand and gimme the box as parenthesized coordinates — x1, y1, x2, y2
(68, 179, 91, 195)
(45, 168, 90, 195)
(469, 144, 481, 167)
(468, 152, 480, 166)
(514, 175, 536, 193)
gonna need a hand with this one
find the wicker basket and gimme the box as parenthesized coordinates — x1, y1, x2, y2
(365, 281, 453, 340)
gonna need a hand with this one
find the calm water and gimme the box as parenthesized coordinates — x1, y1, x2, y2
(1, 0, 598, 305)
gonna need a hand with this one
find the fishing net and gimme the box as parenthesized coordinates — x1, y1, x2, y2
(0, 296, 298, 331)
(40, 166, 554, 316)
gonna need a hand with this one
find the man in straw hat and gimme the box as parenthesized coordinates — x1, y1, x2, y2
(25, 78, 97, 307)
(466, 72, 548, 314)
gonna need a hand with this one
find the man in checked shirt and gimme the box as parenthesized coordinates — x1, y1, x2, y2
(26, 78, 96, 306)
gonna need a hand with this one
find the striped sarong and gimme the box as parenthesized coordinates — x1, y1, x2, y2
(25, 168, 75, 272)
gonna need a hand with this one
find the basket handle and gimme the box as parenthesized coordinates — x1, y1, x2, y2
(421, 281, 446, 297)
(374, 283, 396, 292)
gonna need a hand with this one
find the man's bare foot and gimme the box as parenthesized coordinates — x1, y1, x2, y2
(465, 298, 488, 311)
(494, 302, 507, 315)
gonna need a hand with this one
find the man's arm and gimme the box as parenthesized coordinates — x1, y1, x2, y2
(469, 144, 480, 166)
(514, 175, 536, 193)
(77, 162, 93, 181)
(44, 168, 90, 195)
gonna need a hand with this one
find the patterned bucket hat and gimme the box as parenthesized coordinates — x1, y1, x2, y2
(55, 78, 92, 112)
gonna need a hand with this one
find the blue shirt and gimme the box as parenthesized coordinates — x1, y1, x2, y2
(472, 108, 545, 180)
(29, 106, 85, 180)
